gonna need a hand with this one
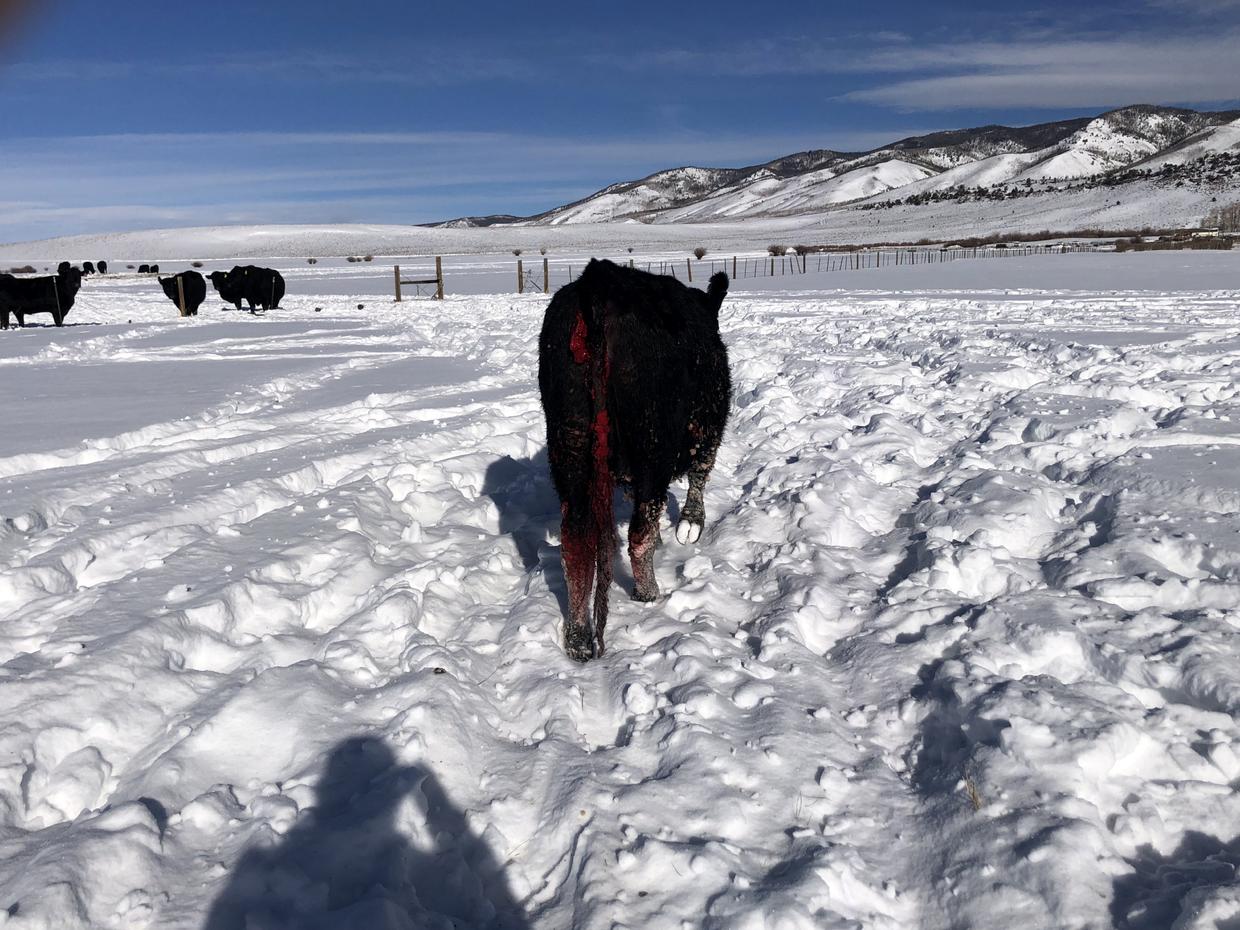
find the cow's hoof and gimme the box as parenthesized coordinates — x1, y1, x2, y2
(564, 624, 598, 662)
(632, 582, 660, 602)
(675, 519, 702, 545)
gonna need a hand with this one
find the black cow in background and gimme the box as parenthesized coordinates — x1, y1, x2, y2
(138, 264, 150, 274)
(538, 258, 732, 661)
(82, 261, 95, 275)
(208, 265, 285, 313)
(97, 260, 108, 274)
(57, 261, 73, 276)
(231, 265, 284, 312)
(206, 269, 247, 310)
(0, 267, 83, 329)
(158, 270, 206, 316)
(150, 264, 159, 274)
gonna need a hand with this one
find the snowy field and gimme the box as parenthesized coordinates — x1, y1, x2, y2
(3, 251, 1240, 929)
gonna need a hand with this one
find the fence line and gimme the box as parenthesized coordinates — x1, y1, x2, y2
(544, 242, 1098, 290)
(690, 243, 1097, 280)
(389, 244, 1100, 299)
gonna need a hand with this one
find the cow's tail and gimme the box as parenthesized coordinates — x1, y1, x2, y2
(577, 261, 616, 652)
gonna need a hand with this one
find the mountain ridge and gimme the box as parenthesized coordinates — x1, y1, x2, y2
(435, 105, 1240, 228)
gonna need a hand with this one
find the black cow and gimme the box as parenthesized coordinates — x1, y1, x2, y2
(150, 264, 160, 274)
(232, 265, 284, 312)
(538, 259, 732, 661)
(82, 261, 96, 275)
(97, 260, 108, 275)
(138, 264, 150, 274)
(158, 270, 207, 316)
(0, 267, 83, 329)
(209, 265, 284, 313)
(206, 269, 247, 310)
(57, 261, 73, 277)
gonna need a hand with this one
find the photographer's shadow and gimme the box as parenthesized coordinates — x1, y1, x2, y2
(203, 736, 529, 930)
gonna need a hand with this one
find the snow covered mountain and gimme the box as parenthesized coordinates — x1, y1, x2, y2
(443, 106, 1240, 227)
(5, 107, 1237, 261)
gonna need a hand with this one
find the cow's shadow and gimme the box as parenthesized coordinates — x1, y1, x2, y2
(482, 448, 683, 609)
(483, 449, 569, 615)
(202, 735, 530, 929)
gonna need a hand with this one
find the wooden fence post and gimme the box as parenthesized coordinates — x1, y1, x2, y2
(394, 265, 402, 302)
(543, 257, 549, 292)
(435, 256, 444, 299)
(732, 256, 737, 278)
(517, 259, 524, 294)
(686, 258, 692, 282)
(176, 275, 187, 317)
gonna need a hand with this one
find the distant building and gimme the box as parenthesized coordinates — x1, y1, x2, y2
(1192, 227, 1222, 239)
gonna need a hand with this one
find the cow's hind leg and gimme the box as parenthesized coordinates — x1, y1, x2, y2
(629, 493, 665, 602)
(676, 441, 720, 546)
(0, 309, 8, 330)
(554, 428, 601, 662)
(560, 498, 598, 661)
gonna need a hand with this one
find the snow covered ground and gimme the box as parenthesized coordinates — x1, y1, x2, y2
(2, 251, 1240, 929)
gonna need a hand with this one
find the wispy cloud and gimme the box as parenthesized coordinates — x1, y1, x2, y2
(584, 39, 857, 78)
(3, 49, 541, 87)
(1146, 0, 1240, 14)
(0, 127, 924, 171)
(842, 32, 1240, 110)
(0, 126, 933, 241)
(581, 21, 1240, 111)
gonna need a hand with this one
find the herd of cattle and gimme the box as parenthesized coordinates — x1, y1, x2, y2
(2, 251, 729, 664)
(0, 262, 287, 329)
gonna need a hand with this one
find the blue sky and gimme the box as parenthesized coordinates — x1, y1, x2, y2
(1, 0, 1238, 241)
